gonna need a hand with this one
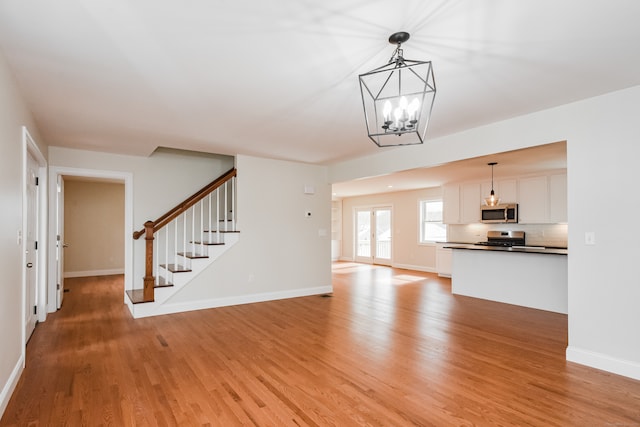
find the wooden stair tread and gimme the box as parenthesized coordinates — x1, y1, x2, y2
(160, 264, 192, 273)
(177, 252, 209, 259)
(126, 289, 153, 304)
(156, 277, 174, 288)
(191, 240, 225, 246)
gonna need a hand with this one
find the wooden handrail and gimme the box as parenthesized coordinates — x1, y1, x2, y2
(131, 167, 237, 303)
(133, 167, 236, 240)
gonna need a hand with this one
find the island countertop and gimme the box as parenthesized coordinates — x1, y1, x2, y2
(443, 244, 567, 256)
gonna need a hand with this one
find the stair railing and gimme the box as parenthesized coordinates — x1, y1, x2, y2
(132, 167, 237, 302)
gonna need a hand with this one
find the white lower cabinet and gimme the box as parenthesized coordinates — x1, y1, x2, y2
(436, 245, 452, 277)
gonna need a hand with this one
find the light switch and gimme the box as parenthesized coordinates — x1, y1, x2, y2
(585, 231, 596, 245)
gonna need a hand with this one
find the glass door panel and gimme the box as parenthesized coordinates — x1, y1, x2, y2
(355, 207, 392, 265)
(374, 208, 391, 264)
(356, 209, 371, 258)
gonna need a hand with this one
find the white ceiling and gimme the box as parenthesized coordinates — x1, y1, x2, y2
(0, 1, 638, 187)
(332, 141, 566, 198)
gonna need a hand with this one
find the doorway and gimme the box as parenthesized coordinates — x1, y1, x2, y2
(355, 206, 392, 265)
(48, 167, 134, 313)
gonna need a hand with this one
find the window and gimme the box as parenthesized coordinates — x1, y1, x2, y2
(420, 200, 446, 243)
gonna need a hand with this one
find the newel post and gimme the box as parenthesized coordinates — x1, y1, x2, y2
(143, 220, 155, 301)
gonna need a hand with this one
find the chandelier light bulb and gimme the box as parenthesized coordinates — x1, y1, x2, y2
(408, 98, 420, 123)
(383, 101, 393, 123)
(399, 96, 408, 110)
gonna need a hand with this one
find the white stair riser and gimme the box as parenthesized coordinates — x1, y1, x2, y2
(131, 232, 239, 317)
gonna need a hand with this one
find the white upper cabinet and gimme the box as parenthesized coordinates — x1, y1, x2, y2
(549, 174, 568, 223)
(443, 184, 461, 224)
(518, 176, 549, 223)
(481, 179, 517, 205)
(461, 183, 481, 223)
(517, 173, 566, 224)
(444, 173, 566, 225)
(498, 179, 518, 203)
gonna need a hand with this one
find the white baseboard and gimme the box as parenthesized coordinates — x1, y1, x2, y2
(0, 355, 24, 419)
(334, 259, 436, 274)
(566, 346, 640, 381)
(64, 268, 124, 278)
(132, 285, 334, 318)
(392, 263, 436, 273)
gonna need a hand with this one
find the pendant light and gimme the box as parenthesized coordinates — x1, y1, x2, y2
(484, 162, 501, 206)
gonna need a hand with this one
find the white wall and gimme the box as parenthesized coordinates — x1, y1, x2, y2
(164, 154, 333, 306)
(0, 49, 47, 416)
(329, 85, 640, 380)
(48, 147, 234, 292)
(63, 180, 125, 277)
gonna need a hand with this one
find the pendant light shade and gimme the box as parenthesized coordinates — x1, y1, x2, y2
(484, 162, 501, 206)
(359, 32, 436, 147)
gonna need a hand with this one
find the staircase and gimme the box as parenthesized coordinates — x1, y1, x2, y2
(127, 168, 238, 318)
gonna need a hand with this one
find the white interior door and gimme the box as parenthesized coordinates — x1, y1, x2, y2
(56, 175, 65, 309)
(355, 207, 392, 265)
(25, 151, 39, 340)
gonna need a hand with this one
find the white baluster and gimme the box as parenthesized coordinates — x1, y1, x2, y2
(231, 176, 236, 231)
(216, 188, 220, 243)
(165, 225, 169, 284)
(183, 211, 187, 266)
(191, 205, 195, 260)
(175, 216, 179, 269)
(224, 181, 228, 231)
(208, 193, 212, 244)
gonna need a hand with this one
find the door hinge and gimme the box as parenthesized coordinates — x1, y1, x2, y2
(35, 177, 39, 186)
(35, 241, 38, 250)
(57, 283, 60, 290)
(33, 305, 37, 315)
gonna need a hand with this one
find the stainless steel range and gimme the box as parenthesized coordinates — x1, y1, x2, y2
(475, 230, 525, 247)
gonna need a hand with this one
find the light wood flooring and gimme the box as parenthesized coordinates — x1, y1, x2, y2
(2, 263, 640, 426)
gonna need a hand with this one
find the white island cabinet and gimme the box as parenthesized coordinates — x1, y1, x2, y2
(449, 247, 568, 314)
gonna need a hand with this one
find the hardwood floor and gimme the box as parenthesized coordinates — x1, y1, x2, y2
(2, 263, 640, 426)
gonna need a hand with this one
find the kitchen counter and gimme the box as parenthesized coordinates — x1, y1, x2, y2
(444, 244, 567, 256)
(446, 244, 568, 314)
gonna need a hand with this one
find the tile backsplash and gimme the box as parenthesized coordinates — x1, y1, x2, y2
(448, 223, 568, 248)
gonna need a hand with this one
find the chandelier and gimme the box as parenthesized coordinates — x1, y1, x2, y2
(359, 32, 436, 147)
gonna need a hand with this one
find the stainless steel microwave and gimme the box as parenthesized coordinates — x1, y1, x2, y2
(481, 204, 518, 223)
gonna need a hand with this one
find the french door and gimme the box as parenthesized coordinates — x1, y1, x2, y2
(355, 207, 392, 265)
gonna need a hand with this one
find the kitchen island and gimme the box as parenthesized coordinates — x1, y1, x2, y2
(444, 244, 568, 314)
